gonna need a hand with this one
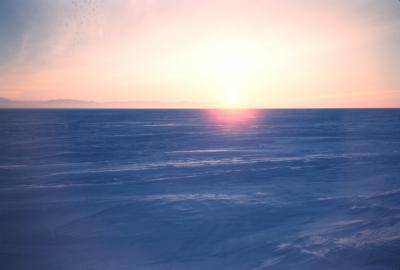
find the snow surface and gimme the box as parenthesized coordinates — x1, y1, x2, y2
(0, 109, 400, 269)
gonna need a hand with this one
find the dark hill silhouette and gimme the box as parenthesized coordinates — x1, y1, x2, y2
(0, 97, 206, 109)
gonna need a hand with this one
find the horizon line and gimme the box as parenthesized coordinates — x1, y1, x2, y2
(0, 97, 399, 110)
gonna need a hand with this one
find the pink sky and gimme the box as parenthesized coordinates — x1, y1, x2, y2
(0, 0, 399, 107)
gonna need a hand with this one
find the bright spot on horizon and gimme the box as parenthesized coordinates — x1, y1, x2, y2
(221, 89, 245, 109)
(225, 89, 240, 108)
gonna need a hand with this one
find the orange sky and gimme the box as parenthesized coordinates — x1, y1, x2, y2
(0, 0, 399, 108)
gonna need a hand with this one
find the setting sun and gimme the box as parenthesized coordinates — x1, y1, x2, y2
(225, 89, 240, 108)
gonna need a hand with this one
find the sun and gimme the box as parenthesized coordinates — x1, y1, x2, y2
(225, 89, 240, 108)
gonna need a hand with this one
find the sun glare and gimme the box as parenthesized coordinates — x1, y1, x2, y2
(225, 89, 240, 108)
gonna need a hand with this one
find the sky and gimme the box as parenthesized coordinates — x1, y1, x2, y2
(0, 0, 399, 108)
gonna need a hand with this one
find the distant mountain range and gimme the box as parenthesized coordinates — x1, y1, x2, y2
(0, 97, 207, 109)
